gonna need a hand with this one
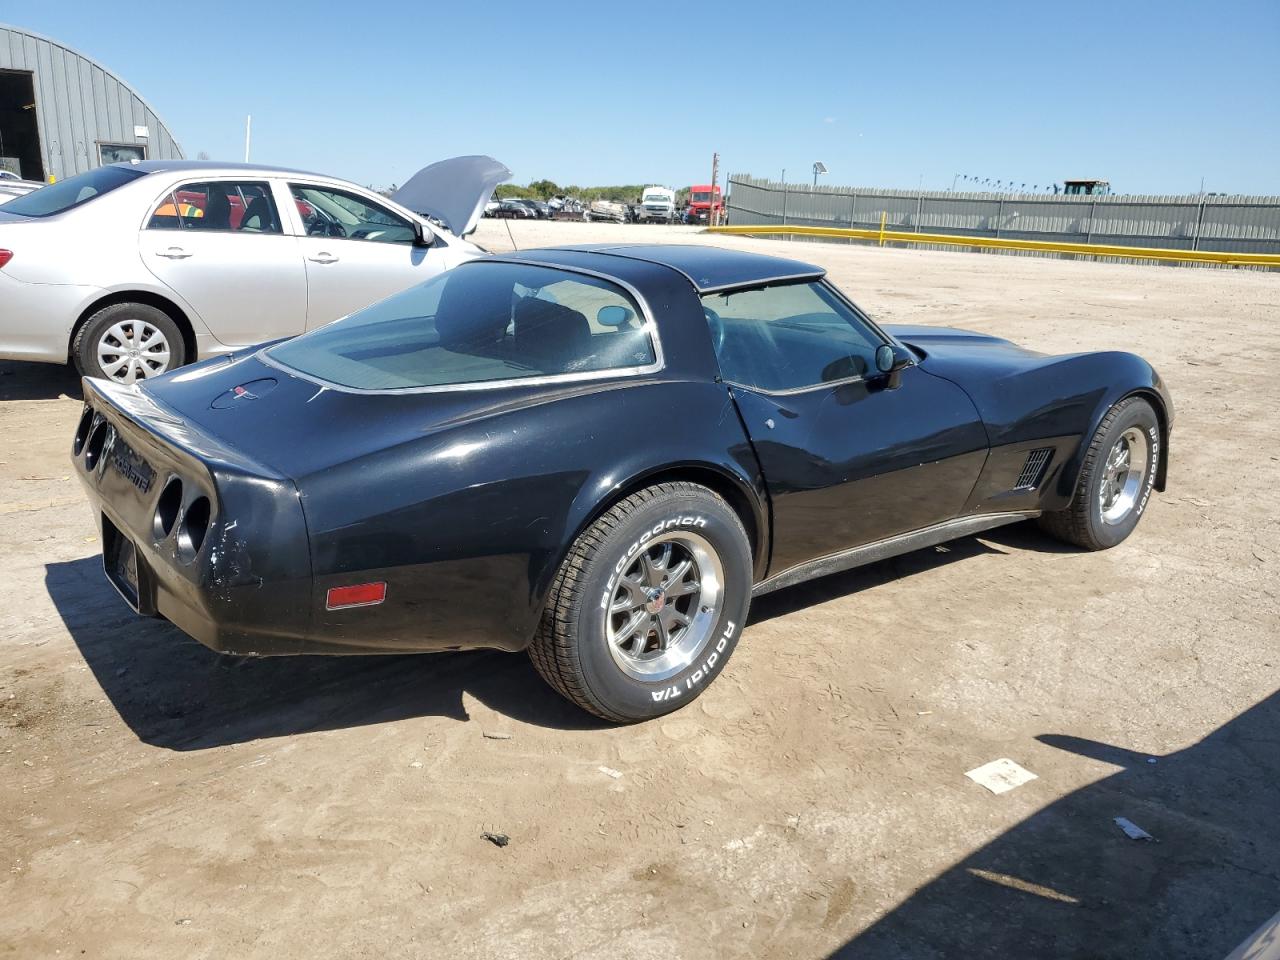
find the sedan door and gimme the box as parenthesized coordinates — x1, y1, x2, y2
(139, 179, 308, 349)
(707, 280, 990, 576)
(286, 183, 439, 329)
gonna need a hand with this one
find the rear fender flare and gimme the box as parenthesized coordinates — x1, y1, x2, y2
(522, 458, 769, 644)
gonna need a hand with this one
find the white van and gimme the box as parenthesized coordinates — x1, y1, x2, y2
(638, 186, 676, 223)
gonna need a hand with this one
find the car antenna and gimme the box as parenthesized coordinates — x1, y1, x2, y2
(504, 215, 518, 251)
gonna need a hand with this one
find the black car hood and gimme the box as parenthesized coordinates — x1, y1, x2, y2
(884, 324, 1051, 375)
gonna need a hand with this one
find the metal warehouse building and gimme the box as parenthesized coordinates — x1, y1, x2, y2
(0, 23, 182, 182)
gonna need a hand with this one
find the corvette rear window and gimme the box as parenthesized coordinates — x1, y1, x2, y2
(266, 262, 658, 391)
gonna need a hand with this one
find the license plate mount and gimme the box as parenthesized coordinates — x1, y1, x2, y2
(102, 514, 141, 611)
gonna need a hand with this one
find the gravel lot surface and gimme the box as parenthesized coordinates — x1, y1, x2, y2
(2, 220, 1277, 959)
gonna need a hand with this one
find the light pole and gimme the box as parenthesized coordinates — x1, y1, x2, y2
(812, 161, 827, 188)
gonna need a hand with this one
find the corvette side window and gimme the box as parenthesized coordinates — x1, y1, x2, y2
(701, 281, 882, 392)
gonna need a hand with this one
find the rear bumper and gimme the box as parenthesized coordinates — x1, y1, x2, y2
(0, 272, 102, 363)
(72, 378, 316, 655)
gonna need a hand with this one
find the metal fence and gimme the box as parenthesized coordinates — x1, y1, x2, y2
(726, 175, 1280, 257)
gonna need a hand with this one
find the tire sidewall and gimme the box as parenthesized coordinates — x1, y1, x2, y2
(574, 491, 751, 721)
(76, 303, 185, 381)
(1084, 401, 1160, 548)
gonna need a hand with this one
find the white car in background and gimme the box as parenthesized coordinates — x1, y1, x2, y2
(637, 186, 676, 222)
(0, 155, 509, 382)
(0, 175, 42, 205)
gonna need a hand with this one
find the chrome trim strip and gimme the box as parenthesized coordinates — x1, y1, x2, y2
(698, 271, 827, 295)
(258, 258, 666, 396)
(722, 375, 870, 397)
(752, 511, 1040, 597)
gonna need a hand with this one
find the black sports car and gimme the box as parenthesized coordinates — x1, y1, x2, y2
(71, 245, 1172, 722)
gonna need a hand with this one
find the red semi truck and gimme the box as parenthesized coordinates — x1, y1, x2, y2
(684, 184, 723, 225)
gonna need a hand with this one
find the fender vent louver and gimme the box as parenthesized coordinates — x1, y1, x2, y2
(1015, 448, 1053, 490)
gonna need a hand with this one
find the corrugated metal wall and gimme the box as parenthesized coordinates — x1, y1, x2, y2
(0, 24, 182, 181)
(727, 175, 1280, 257)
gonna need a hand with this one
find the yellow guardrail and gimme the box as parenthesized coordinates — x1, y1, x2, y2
(706, 223, 1280, 267)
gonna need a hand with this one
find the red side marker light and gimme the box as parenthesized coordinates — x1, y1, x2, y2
(326, 581, 386, 610)
(0, 250, 13, 269)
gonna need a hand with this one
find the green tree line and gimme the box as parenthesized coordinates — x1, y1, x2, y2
(495, 181, 693, 204)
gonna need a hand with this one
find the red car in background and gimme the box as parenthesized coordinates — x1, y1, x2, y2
(685, 184, 723, 224)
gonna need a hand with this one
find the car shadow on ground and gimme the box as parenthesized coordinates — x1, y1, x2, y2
(827, 688, 1280, 960)
(44, 556, 607, 750)
(0, 360, 81, 402)
(45, 526, 1050, 752)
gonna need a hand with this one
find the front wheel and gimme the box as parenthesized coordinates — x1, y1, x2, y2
(529, 482, 753, 722)
(1039, 396, 1160, 550)
(72, 302, 187, 384)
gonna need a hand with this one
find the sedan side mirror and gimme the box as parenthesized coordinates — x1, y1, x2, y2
(874, 343, 913, 389)
(412, 219, 434, 247)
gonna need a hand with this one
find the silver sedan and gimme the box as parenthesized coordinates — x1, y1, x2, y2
(0, 156, 508, 382)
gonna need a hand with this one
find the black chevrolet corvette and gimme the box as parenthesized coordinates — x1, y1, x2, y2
(72, 245, 1172, 721)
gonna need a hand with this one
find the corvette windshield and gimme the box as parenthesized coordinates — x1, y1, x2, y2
(267, 262, 658, 391)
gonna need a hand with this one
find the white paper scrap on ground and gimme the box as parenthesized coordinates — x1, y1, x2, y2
(1114, 817, 1154, 841)
(965, 758, 1038, 795)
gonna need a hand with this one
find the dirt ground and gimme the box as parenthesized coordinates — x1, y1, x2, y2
(2, 220, 1278, 959)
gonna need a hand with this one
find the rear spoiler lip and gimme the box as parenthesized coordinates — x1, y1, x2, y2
(82, 376, 291, 482)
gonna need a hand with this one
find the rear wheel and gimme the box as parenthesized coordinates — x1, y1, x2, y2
(529, 482, 752, 722)
(1039, 396, 1160, 550)
(73, 302, 186, 384)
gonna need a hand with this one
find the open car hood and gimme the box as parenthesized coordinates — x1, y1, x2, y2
(391, 155, 511, 237)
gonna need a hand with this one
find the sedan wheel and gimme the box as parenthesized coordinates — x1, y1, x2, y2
(73, 302, 187, 384)
(530, 481, 752, 722)
(97, 319, 173, 383)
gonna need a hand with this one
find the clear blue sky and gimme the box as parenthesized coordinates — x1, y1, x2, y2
(16, 0, 1280, 195)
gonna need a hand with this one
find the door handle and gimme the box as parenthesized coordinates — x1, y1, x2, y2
(156, 247, 192, 259)
(308, 253, 339, 264)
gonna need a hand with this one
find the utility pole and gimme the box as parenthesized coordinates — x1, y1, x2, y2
(244, 115, 252, 163)
(709, 152, 719, 227)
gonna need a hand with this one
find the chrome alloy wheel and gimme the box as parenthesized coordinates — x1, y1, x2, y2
(97, 319, 172, 383)
(605, 532, 724, 682)
(1098, 426, 1150, 525)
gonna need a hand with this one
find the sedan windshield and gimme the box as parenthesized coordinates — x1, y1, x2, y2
(267, 262, 658, 391)
(1, 165, 146, 217)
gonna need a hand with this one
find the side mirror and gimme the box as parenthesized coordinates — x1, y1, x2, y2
(597, 305, 634, 328)
(874, 344, 912, 388)
(412, 219, 434, 247)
